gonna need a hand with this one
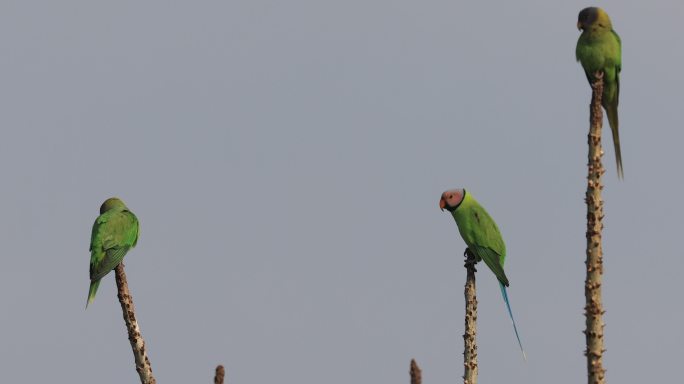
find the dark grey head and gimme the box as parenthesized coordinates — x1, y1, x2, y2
(577, 7, 598, 30)
(577, 7, 612, 31)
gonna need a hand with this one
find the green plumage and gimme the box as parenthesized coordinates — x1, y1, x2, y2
(450, 193, 509, 286)
(576, 7, 623, 178)
(440, 189, 525, 359)
(86, 198, 139, 308)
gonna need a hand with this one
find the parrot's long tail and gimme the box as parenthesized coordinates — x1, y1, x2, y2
(86, 279, 100, 309)
(499, 282, 527, 360)
(605, 101, 623, 179)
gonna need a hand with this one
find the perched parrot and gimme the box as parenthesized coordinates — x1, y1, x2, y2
(86, 197, 139, 308)
(439, 188, 525, 359)
(576, 6, 623, 179)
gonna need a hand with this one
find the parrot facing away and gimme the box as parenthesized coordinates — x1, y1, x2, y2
(439, 188, 526, 360)
(576, 6, 623, 179)
(86, 197, 139, 308)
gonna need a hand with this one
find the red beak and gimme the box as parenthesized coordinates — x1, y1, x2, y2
(439, 197, 446, 211)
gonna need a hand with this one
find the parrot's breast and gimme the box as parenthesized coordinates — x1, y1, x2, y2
(577, 32, 620, 73)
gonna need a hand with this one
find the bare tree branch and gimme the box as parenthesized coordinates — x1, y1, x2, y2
(584, 71, 606, 384)
(115, 263, 156, 384)
(214, 365, 225, 384)
(463, 249, 478, 384)
(410, 359, 422, 384)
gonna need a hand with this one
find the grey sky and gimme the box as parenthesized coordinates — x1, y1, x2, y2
(1, 1, 682, 383)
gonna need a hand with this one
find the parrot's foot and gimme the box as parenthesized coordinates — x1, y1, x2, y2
(463, 248, 478, 271)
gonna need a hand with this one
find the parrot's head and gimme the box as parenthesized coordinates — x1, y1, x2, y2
(439, 189, 465, 213)
(577, 7, 612, 32)
(100, 197, 128, 214)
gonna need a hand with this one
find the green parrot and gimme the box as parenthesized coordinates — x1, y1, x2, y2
(439, 188, 525, 359)
(86, 197, 140, 308)
(576, 6, 623, 179)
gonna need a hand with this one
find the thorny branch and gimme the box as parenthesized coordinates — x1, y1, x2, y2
(463, 249, 478, 384)
(115, 263, 156, 384)
(410, 359, 422, 384)
(584, 71, 606, 384)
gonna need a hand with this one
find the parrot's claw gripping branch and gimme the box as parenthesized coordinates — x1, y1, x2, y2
(463, 249, 478, 272)
(464, 249, 478, 269)
(463, 248, 478, 384)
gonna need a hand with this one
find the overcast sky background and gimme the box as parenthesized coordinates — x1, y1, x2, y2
(1, 1, 682, 383)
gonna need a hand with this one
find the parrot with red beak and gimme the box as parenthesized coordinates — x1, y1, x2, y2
(440, 188, 525, 359)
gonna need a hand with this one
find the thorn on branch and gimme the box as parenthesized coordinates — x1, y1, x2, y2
(214, 365, 225, 384)
(410, 359, 422, 384)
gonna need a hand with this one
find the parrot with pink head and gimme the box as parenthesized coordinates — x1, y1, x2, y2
(440, 188, 525, 359)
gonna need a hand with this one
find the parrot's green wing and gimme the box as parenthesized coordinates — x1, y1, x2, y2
(89, 210, 139, 281)
(90, 246, 131, 281)
(455, 198, 509, 286)
(613, 30, 621, 104)
(469, 244, 509, 287)
(613, 30, 622, 62)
